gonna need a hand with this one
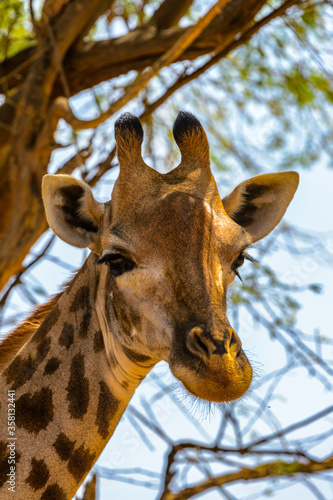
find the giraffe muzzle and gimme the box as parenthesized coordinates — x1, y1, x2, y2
(170, 325, 252, 403)
(186, 326, 242, 362)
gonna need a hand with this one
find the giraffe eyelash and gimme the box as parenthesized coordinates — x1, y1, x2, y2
(243, 251, 257, 264)
(234, 268, 243, 283)
(232, 250, 257, 283)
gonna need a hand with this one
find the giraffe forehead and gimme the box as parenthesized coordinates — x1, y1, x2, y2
(107, 190, 244, 259)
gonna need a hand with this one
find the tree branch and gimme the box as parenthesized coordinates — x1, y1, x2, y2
(159, 456, 333, 500)
(147, 0, 194, 30)
(0, 0, 267, 95)
(43, 0, 232, 134)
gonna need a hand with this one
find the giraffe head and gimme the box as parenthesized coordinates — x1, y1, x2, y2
(42, 112, 298, 403)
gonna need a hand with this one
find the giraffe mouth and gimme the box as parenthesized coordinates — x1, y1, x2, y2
(169, 345, 253, 403)
(171, 364, 252, 403)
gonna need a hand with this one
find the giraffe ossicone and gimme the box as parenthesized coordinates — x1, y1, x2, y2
(0, 111, 299, 499)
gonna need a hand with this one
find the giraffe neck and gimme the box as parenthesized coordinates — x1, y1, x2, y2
(0, 253, 154, 499)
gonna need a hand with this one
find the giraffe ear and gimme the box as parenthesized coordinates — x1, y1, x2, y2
(42, 175, 105, 249)
(222, 172, 299, 243)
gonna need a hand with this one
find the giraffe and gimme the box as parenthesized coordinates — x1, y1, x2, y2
(0, 112, 299, 499)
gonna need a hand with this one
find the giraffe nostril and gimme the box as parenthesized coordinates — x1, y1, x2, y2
(186, 327, 214, 360)
(196, 335, 210, 357)
(186, 327, 242, 361)
(226, 329, 242, 358)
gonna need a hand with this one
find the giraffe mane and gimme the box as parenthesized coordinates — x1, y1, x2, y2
(0, 280, 72, 373)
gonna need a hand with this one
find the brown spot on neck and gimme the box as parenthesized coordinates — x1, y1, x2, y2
(58, 323, 74, 350)
(95, 381, 119, 439)
(67, 444, 96, 483)
(69, 285, 92, 338)
(93, 330, 104, 353)
(41, 483, 67, 499)
(16, 387, 54, 434)
(70, 285, 90, 313)
(44, 357, 61, 375)
(79, 311, 92, 338)
(25, 457, 50, 490)
(31, 304, 61, 344)
(66, 353, 89, 419)
(53, 433, 75, 462)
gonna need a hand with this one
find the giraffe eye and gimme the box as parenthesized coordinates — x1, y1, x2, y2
(231, 253, 245, 283)
(231, 251, 257, 283)
(98, 253, 135, 276)
(232, 253, 245, 270)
